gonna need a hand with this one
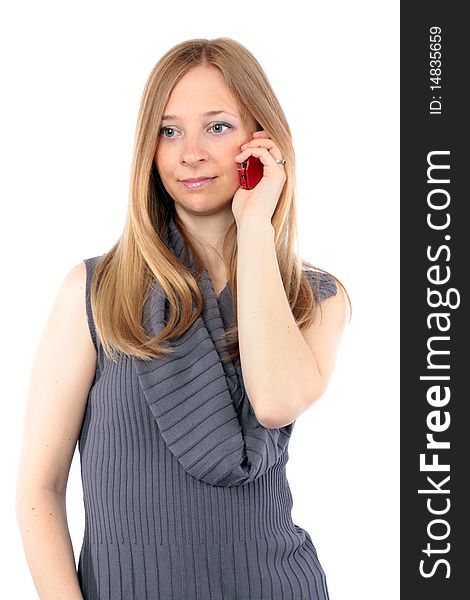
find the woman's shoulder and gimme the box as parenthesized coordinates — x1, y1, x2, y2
(83, 253, 106, 270)
(82, 253, 107, 287)
(81, 254, 106, 352)
(302, 266, 338, 302)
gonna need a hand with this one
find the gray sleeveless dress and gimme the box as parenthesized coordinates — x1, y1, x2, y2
(77, 218, 337, 600)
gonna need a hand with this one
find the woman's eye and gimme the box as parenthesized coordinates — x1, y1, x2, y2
(159, 122, 232, 138)
(159, 127, 177, 138)
(209, 122, 232, 134)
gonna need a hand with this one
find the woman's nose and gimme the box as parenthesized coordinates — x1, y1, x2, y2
(179, 136, 209, 166)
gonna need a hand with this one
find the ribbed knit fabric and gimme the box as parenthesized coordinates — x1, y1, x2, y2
(77, 218, 337, 600)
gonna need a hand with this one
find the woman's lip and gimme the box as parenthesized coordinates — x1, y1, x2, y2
(180, 177, 216, 189)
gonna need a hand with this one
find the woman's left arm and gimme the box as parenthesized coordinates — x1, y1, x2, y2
(236, 219, 349, 429)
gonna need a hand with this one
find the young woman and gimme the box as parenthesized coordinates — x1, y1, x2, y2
(16, 37, 350, 600)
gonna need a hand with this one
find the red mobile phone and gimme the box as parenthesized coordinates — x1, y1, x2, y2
(237, 155, 263, 190)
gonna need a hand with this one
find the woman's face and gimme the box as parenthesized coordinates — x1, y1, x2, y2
(154, 65, 258, 216)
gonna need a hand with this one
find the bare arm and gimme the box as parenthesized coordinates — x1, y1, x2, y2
(236, 220, 348, 429)
(15, 262, 97, 599)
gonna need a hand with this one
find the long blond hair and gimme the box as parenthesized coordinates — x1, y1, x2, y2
(89, 37, 350, 364)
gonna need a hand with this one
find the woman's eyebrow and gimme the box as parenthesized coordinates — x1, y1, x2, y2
(161, 110, 239, 122)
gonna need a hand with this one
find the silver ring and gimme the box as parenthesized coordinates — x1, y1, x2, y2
(276, 159, 286, 165)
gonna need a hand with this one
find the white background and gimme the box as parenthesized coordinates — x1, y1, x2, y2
(2, 1, 399, 597)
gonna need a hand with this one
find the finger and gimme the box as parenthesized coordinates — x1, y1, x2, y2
(238, 141, 284, 163)
(240, 139, 276, 151)
(234, 146, 285, 168)
(252, 130, 271, 138)
(240, 139, 281, 158)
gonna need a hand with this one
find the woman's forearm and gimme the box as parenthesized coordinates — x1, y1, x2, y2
(236, 220, 322, 428)
(16, 487, 84, 599)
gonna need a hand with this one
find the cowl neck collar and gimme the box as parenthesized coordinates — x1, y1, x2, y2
(131, 213, 294, 487)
